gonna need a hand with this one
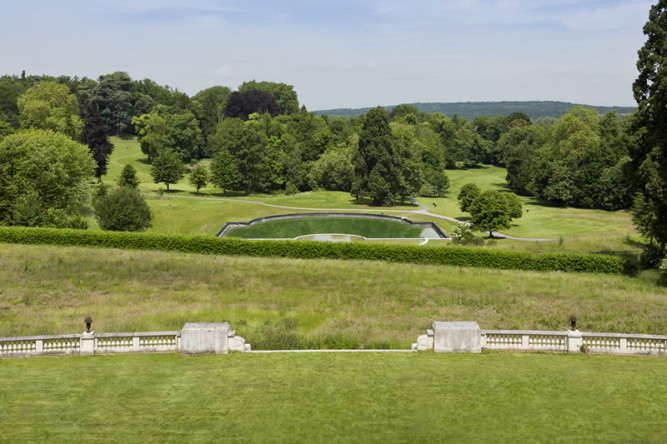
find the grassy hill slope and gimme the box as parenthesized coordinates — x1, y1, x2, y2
(100, 138, 639, 253)
(1, 243, 664, 344)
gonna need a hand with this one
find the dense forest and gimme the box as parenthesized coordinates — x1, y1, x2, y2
(0, 71, 637, 212)
(314, 101, 635, 121)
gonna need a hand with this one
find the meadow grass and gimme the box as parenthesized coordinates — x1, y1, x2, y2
(1, 352, 665, 442)
(1, 244, 664, 345)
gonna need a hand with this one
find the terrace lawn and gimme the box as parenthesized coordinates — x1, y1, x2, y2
(1, 352, 665, 442)
(223, 216, 429, 239)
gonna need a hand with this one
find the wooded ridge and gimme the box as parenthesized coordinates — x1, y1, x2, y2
(314, 101, 635, 120)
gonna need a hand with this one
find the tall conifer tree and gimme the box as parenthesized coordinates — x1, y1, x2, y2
(351, 107, 397, 205)
(630, 0, 667, 254)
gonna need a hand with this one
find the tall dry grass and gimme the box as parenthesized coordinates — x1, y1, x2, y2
(1, 243, 665, 347)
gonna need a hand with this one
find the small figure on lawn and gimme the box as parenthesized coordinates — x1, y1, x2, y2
(432, 202, 437, 207)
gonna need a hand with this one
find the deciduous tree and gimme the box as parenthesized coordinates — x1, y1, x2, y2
(150, 149, 185, 191)
(458, 183, 481, 213)
(238, 80, 299, 115)
(189, 164, 209, 194)
(17, 81, 83, 140)
(469, 190, 512, 237)
(503, 192, 523, 221)
(0, 129, 95, 223)
(210, 149, 239, 195)
(224, 90, 281, 120)
(193, 86, 231, 140)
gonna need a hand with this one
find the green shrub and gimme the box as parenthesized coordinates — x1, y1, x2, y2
(93, 187, 152, 231)
(451, 224, 483, 246)
(0, 226, 627, 275)
(118, 164, 140, 189)
(43, 209, 88, 230)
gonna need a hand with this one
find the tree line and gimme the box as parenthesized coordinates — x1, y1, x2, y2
(314, 101, 635, 121)
(0, 70, 635, 212)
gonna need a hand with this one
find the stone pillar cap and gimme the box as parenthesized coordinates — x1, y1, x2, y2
(182, 322, 230, 330)
(433, 321, 480, 330)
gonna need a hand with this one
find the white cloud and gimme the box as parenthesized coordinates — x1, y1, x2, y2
(215, 66, 233, 77)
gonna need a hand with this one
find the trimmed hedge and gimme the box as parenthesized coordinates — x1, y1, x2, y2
(0, 226, 626, 274)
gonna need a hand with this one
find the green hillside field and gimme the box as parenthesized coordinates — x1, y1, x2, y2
(2, 243, 664, 342)
(99, 137, 640, 254)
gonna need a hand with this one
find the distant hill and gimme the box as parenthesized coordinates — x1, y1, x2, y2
(313, 101, 636, 120)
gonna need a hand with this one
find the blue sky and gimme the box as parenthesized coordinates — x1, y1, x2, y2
(0, 0, 654, 109)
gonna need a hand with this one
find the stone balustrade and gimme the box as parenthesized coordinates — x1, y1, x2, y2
(3, 321, 665, 358)
(415, 322, 667, 355)
(482, 330, 568, 352)
(0, 323, 250, 358)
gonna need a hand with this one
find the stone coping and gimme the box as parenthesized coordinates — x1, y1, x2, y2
(216, 212, 448, 239)
(95, 331, 181, 338)
(482, 330, 567, 336)
(0, 334, 82, 341)
(579, 332, 667, 340)
(482, 330, 667, 340)
(0, 331, 181, 342)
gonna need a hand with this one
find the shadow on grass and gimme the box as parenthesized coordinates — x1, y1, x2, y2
(623, 237, 646, 249)
(348, 197, 419, 208)
(523, 198, 566, 208)
(493, 183, 512, 191)
(207, 190, 248, 198)
(446, 165, 486, 170)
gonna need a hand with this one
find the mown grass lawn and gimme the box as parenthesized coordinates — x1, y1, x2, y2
(1, 352, 665, 442)
(417, 165, 640, 252)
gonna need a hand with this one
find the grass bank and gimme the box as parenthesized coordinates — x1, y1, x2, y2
(1, 352, 665, 442)
(1, 244, 664, 345)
